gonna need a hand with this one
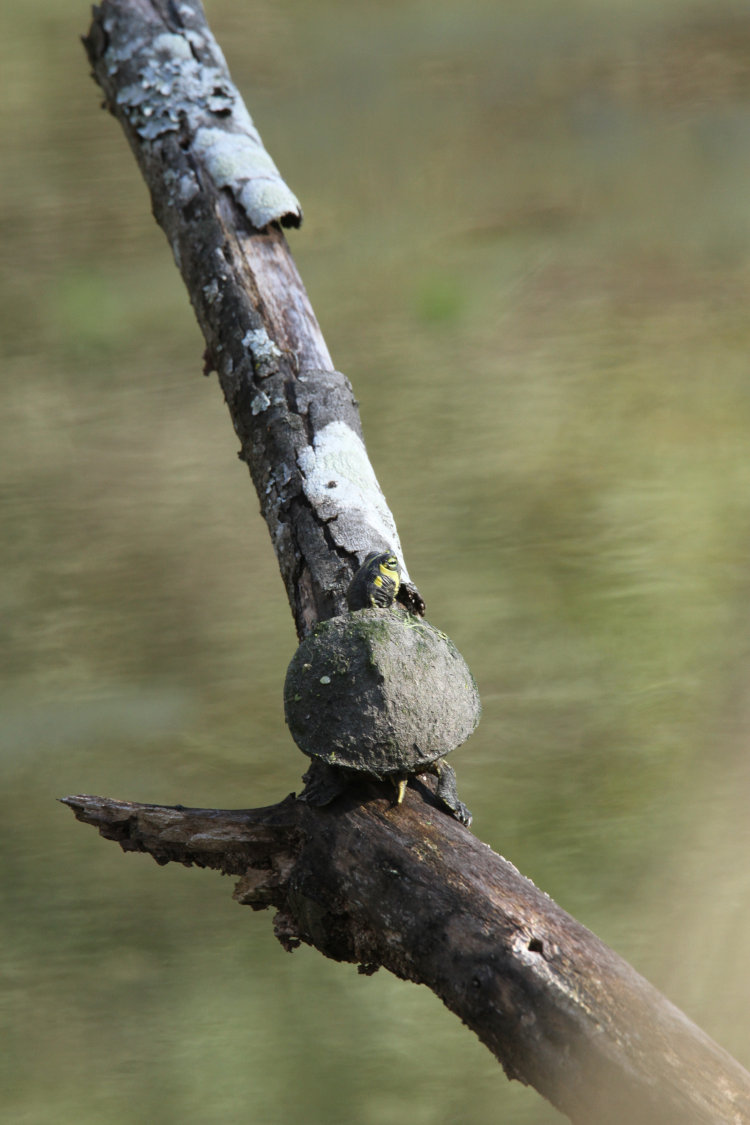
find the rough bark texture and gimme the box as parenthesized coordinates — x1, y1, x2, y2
(62, 790, 750, 1125)
(84, 0, 423, 637)
(71, 4, 750, 1124)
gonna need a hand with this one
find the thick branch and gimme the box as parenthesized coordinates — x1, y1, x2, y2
(84, 0, 423, 635)
(62, 791, 750, 1125)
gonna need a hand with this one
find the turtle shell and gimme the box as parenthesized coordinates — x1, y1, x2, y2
(283, 607, 481, 777)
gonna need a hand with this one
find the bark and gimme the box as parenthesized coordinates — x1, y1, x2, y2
(71, 3, 750, 1123)
(62, 788, 750, 1125)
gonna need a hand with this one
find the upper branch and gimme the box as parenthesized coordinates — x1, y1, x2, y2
(84, 0, 423, 635)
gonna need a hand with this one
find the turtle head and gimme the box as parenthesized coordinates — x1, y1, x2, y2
(347, 550, 401, 611)
(366, 552, 401, 608)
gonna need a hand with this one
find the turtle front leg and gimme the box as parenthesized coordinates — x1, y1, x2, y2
(430, 759, 472, 827)
(391, 775, 408, 804)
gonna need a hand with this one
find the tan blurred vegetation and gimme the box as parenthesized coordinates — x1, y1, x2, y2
(2, 1, 750, 1122)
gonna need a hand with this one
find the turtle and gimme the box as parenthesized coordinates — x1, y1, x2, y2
(283, 603, 480, 825)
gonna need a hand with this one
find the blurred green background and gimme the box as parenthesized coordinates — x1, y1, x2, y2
(3, 0, 750, 1121)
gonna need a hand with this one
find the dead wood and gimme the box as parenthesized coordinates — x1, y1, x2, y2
(62, 787, 750, 1125)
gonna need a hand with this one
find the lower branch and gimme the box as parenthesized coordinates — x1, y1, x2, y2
(62, 787, 750, 1125)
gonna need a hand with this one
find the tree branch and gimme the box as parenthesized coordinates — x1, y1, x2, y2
(62, 790, 750, 1125)
(70, 3, 750, 1123)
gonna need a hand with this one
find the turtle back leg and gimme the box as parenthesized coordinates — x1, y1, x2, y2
(299, 759, 349, 807)
(428, 759, 472, 827)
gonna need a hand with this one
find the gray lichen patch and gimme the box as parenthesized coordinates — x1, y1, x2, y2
(242, 327, 282, 378)
(251, 391, 271, 415)
(284, 608, 481, 777)
(104, 7, 302, 229)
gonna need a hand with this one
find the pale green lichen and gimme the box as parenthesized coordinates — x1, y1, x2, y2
(106, 20, 302, 228)
(241, 327, 282, 378)
(251, 392, 271, 415)
(296, 421, 411, 583)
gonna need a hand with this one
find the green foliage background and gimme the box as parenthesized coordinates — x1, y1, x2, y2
(2, 1, 750, 1122)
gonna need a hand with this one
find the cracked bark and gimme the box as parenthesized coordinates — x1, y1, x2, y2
(67, 3, 750, 1123)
